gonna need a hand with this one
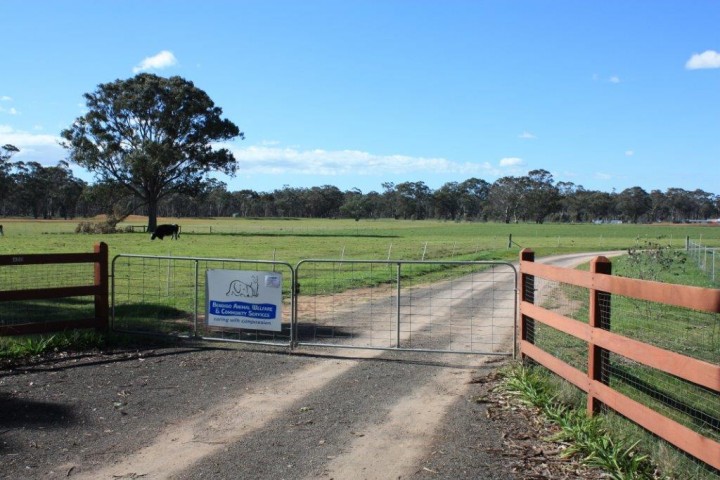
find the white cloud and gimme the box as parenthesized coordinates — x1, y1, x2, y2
(686, 50, 720, 70)
(222, 144, 499, 178)
(0, 125, 65, 165)
(499, 157, 524, 167)
(625, 150, 634, 156)
(132, 50, 178, 73)
(592, 74, 622, 84)
(0, 106, 19, 115)
(518, 131, 537, 140)
(0, 96, 18, 115)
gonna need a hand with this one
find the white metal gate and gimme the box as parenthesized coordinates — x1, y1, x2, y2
(111, 255, 517, 356)
(111, 254, 295, 347)
(294, 259, 517, 356)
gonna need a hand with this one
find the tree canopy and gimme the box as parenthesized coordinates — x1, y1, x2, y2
(61, 73, 243, 230)
(0, 151, 718, 224)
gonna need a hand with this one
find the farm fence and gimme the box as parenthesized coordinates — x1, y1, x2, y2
(519, 248, 720, 471)
(0, 242, 109, 335)
(687, 237, 719, 284)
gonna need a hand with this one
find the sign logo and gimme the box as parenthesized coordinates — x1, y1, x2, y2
(206, 270, 283, 332)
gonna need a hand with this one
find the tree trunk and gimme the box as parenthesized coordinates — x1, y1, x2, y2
(147, 200, 158, 232)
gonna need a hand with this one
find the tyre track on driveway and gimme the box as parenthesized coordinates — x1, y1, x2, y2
(71, 359, 362, 480)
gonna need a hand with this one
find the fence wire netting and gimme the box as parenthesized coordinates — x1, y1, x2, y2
(608, 352, 720, 443)
(0, 263, 97, 328)
(295, 260, 516, 354)
(687, 240, 720, 285)
(295, 261, 398, 348)
(610, 294, 719, 365)
(530, 275, 589, 370)
(0, 262, 95, 291)
(112, 256, 516, 355)
(111, 256, 294, 345)
(526, 271, 720, 446)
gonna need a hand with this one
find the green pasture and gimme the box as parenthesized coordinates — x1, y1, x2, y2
(2, 217, 719, 262)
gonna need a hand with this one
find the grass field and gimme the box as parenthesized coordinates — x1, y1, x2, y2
(2, 216, 720, 261)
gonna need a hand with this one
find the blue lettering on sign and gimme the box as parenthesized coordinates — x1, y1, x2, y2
(209, 300, 276, 319)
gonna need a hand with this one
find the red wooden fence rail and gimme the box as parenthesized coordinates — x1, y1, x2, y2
(519, 248, 720, 470)
(0, 242, 109, 335)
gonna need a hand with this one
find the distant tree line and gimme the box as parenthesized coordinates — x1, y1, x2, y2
(1, 145, 717, 225)
(4, 74, 717, 227)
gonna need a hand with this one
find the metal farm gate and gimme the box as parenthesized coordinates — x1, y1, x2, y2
(295, 259, 517, 356)
(111, 254, 295, 347)
(111, 255, 517, 356)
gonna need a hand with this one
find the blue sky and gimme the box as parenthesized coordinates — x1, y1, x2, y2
(1, 0, 719, 195)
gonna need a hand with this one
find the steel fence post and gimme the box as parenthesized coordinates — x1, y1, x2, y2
(396, 262, 401, 349)
(194, 259, 199, 337)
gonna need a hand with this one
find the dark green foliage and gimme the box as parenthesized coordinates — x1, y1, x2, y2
(61, 73, 243, 231)
(501, 363, 657, 479)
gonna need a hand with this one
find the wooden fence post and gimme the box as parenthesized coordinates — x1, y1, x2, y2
(94, 242, 109, 331)
(519, 248, 535, 359)
(588, 255, 612, 415)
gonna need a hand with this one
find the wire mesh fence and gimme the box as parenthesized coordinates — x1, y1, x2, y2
(111, 255, 517, 355)
(605, 292, 719, 445)
(0, 297, 97, 329)
(0, 262, 96, 291)
(529, 275, 591, 370)
(295, 259, 517, 355)
(687, 239, 720, 285)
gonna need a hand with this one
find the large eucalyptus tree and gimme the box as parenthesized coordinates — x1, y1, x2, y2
(61, 73, 243, 231)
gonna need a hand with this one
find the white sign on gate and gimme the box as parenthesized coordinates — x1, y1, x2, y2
(206, 269, 283, 331)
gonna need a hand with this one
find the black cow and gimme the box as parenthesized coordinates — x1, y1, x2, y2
(151, 224, 180, 240)
(0, 224, 3, 236)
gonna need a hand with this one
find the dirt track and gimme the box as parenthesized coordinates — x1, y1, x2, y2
(0, 253, 618, 479)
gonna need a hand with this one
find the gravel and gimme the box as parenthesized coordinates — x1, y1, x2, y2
(0, 341, 605, 480)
